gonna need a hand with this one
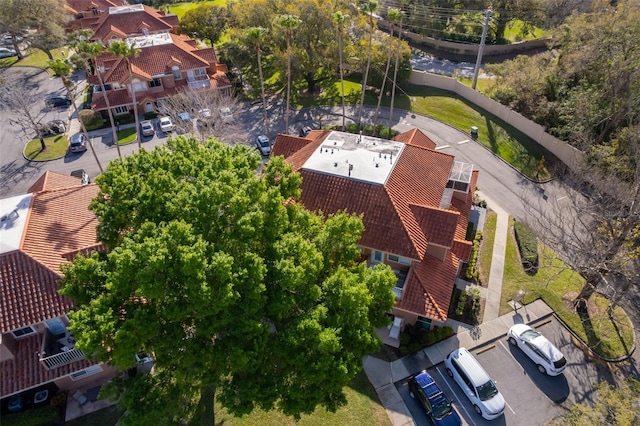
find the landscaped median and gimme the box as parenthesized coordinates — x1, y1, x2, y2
(24, 135, 69, 161)
(479, 212, 635, 360)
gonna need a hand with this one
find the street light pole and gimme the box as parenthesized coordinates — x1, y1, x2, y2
(472, 8, 492, 90)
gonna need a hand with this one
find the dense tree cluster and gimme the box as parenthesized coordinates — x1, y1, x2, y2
(487, 0, 640, 182)
(61, 137, 397, 425)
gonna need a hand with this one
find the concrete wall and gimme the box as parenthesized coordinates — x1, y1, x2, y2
(377, 20, 552, 57)
(409, 70, 585, 173)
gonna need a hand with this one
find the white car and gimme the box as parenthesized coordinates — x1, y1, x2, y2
(159, 116, 175, 133)
(220, 107, 233, 123)
(255, 135, 270, 156)
(140, 120, 155, 137)
(0, 47, 17, 58)
(507, 324, 567, 375)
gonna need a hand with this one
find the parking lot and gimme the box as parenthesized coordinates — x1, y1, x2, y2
(396, 316, 618, 426)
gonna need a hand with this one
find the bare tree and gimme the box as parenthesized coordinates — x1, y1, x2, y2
(157, 88, 247, 145)
(0, 76, 57, 151)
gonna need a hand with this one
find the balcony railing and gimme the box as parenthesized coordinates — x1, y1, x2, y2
(188, 79, 211, 89)
(41, 348, 86, 370)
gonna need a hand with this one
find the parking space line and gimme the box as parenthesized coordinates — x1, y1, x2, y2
(435, 145, 450, 150)
(458, 139, 470, 144)
(435, 366, 476, 426)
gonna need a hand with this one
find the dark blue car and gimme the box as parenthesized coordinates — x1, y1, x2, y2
(408, 370, 461, 426)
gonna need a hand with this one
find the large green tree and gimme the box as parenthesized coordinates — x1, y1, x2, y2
(178, 4, 231, 47)
(60, 137, 396, 426)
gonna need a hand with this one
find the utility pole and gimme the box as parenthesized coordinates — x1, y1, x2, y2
(472, 7, 492, 90)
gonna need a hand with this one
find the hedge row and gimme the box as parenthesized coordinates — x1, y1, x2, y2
(514, 220, 538, 271)
(465, 230, 482, 281)
(399, 324, 455, 355)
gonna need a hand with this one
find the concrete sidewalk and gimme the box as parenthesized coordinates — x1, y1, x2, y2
(364, 300, 554, 426)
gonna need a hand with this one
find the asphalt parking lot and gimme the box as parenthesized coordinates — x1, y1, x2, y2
(396, 316, 618, 426)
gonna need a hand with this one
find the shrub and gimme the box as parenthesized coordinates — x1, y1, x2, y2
(456, 289, 467, 316)
(143, 111, 158, 120)
(83, 86, 93, 109)
(465, 231, 482, 281)
(468, 287, 481, 318)
(514, 220, 538, 272)
(79, 109, 104, 131)
(346, 123, 360, 134)
(114, 114, 135, 125)
(399, 324, 455, 355)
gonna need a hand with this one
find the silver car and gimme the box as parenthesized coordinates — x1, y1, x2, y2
(68, 133, 87, 153)
(507, 324, 567, 375)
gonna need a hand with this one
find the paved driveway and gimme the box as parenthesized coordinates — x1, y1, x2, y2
(397, 316, 617, 426)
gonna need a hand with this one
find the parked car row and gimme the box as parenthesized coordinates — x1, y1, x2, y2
(408, 324, 567, 423)
(0, 47, 17, 59)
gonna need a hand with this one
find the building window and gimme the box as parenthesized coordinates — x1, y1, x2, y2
(115, 106, 128, 115)
(70, 365, 103, 381)
(131, 79, 146, 92)
(142, 28, 149, 36)
(149, 78, 161, 88)
(12, 326, 36, 338)
(416, 316, 432, 331)
(387, 254, 411, 265)
(172, 66, 181, 80)
(194, 68, 207, 77)
(372, 250, 383, 264)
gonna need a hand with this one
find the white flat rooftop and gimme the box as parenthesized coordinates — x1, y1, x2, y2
(302, 131, 405, 184)
(109, 4, 145, 14)
(127, 33, 173, 48)
(0, 193, 31, 254)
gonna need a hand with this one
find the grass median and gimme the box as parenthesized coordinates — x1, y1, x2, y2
(478, 212, 634, 359)
(24, 135, 69, 160)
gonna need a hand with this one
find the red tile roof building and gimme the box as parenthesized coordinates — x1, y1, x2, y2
(272, 129, 479, 327)
(0, 172, 117, 400)
(66, 3, 231, 116)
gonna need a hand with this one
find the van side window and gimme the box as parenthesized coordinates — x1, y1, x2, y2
(452, 360, 473, 389)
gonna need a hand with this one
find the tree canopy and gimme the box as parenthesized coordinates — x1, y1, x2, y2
(486, 0, 640, 182)
(178, 4, 231, 46)
(60, 136, 397, 425)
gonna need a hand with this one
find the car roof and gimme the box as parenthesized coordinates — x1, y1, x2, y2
(414, 372, 443, 398)
(178, 112, 190, 119)
(160, 116, 171, 121)
(70, 133, 85, 142)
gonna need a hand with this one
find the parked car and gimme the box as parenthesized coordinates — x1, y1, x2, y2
(196, 108, 213, 129)
(45, 95, 71, 108)
(445, 347, 505, 420)
(140, 120, 155, 137)
(68, 133, 87, 153)
(255, 135, 271, 156)
(0, 47, 17, 58)
(177, 111, 192, 129)
(1, 34, 23, 45)
(159, 116, 175, 133)
(37, 120, 66, 137)
(507, 324, 567, 375)
(408, 370, 461, 426)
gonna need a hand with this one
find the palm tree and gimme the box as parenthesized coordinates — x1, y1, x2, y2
(276, 14, 300, 135)
(71, 34, 122, 159)
(389, 2, 407, 129)
(246, 27, 272, 149)
(333, 11, 350, 131)
(372, 7, 400, 134)
(48, 58, 104, 172)
(107, 41, 141, 149)
(357, 0, 378, 128)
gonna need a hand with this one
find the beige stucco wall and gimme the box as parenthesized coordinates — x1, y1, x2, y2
(409, 70, 585, 174)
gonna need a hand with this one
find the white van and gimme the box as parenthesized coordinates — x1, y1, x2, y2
(444, 347, 505, 420)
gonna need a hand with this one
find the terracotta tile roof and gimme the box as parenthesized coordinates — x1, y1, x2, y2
(27, 171, 86, 194)
(272, 134, 317, 158)
(1, 332, 95, 398)
(410, 205, 460, 247)
(394, 128, 436, 150)
(65, 0, 124, 15)
(452, 239, 472, 261)
(297, 171, 417, 257)
(20, 185, 100, 274)
(91, 5, 176, 41)
(395, 252, 460, 321)
(0, 251, 73, 333)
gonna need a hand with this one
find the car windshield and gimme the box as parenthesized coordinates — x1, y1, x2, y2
(431, 397, 453, 419)
(520, 328, 541, 342)
(477, 380, 499, 401)
(258, 138, 269, 147)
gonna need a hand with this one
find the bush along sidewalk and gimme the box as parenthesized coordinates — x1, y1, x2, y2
(399, 324, 455, 355)
(514, 220, 538, 273)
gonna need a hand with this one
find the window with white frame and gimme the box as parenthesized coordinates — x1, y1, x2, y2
(114, 106, 128, 115)
(149, 78, 161, 88)
(387, 254, 411, 265)
(70, 365, 103, 381)
(12, 326, 36, 338)
(372, 250, 383, 264)
(131, 79, 146, 92)
(194, 68, 207, 77)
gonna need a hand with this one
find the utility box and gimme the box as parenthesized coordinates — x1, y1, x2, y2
(470, 126, 479, 138)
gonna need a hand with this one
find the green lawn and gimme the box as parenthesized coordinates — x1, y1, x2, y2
(24, 134, 69, 160)
(0, 47, 68, 73)
(478, 211, 497, 285)
(484, 216, 635, 359)
(503, 20, 549, 42)
(214, 371, 391, 426)
(117, 127, 137, 145)
(168, 0, 227, 19)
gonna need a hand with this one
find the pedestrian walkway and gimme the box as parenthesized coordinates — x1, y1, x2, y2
(363, 299, 554, 426)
